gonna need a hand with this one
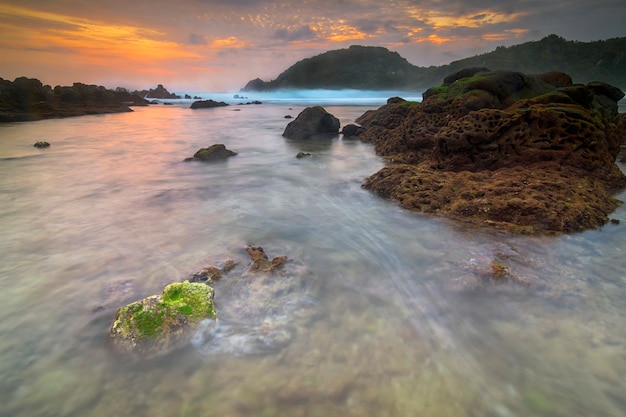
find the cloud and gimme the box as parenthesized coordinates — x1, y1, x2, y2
(187, 32, 206, 45)
(272, 25, 318, 42)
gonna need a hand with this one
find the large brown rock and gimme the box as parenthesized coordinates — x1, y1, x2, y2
(282, 106, 340, 139)
(357, 70, 626, 234)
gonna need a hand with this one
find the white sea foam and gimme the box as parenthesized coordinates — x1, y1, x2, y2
(163, 89, 423, 106)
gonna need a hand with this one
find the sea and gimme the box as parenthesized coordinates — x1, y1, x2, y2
(1, 91, 625, 417)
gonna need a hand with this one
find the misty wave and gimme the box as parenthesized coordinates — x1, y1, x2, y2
(170, 89, 423, 106)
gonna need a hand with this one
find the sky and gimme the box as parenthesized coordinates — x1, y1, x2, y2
(0, 0, 625, 92)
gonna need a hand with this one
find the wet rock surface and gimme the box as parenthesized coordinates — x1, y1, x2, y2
(109, 245, 319, 357)
(109, 281, 217, 357)
(282, 106, 340, 139)
(356, 69, 626, 234)
(184, 144, 238, 162)
(193, 245, 319, 356)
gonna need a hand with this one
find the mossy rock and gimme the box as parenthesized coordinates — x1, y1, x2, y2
(109, 281, 216, 356)
(186, 144, 237, 162)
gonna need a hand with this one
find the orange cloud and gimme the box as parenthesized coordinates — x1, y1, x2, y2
(209, 36, 251, 49)
(482, 33, 507, 42)
(404, 6, 527, 30)
(325, 21, 367, 43)
(0, 4, 200, 65)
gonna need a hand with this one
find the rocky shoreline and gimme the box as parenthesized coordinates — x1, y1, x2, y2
(0, 77, 151, 122)
(352, 69, 626, 234)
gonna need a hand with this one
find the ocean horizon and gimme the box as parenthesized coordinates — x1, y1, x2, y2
(152, 88, 424, 106)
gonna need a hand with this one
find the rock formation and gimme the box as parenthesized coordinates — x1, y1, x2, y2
(134, 84, 181, 99)
(109, 281, 217, 356)
(355, 70, 626, 234)
(0, 77, 148, 122)
(184, 144, 238, 162)
(190, 99, 229, 109)
(282, 106, 340, 139)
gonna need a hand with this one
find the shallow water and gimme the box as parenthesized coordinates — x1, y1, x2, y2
(1, 102, 625, 417)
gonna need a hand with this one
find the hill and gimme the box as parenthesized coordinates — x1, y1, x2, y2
(242, 45, 425, 91)
(417, 35, 626, 91)
(242, 35, 626, 92)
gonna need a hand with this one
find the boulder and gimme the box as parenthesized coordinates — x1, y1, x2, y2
(282, 106, 340, 139)
(185, 144, 237, 162)
(109, 281, 216, 356)
(341, 124, 365, 138)
(357, 69, 626, 234)
(190, 99, 229, 109)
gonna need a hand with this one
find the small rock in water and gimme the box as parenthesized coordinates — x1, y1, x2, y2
(185, 144, 237, 162)
(33, 141, 50, 148)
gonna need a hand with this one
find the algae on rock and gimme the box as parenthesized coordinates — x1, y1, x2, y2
(109, 281, 216, 356)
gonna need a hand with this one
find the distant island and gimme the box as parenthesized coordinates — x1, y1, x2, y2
(242, 35, 626, 92)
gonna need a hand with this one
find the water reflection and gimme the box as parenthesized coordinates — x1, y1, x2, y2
(0, 104, 625, 417)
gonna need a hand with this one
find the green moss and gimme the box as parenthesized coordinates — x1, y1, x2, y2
(110, 281, 216, 344)
(134, 308, 165, 337)
(161, 281, 216, 320)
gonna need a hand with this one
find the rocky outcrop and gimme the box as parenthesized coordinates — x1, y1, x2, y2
(282, 106, 340, 139)
(190, 99, 229, 109)
(134, 84, 180, 99)
(356, 70, 626, 234)
(184, 144, 238, 162)
(0, 77, 149, 122)
(109, 281, 216, 356)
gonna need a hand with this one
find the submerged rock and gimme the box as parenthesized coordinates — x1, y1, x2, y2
(109, 281, 216, 356)
(185, 144, 237, 162)
(282, 106, 340, 139)
(245, 245, 287, 273)
(189, 259, 237, 284)
(358, 69, 626, 234)
(109, 246, 319, 357)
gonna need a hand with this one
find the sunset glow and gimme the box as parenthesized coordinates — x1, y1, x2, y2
(0, 0, 623, 91)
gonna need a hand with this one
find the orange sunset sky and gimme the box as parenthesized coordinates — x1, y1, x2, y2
(1, 0, 624, 92)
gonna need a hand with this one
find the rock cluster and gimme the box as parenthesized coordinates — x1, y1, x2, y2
(0, 77, 148, 122)
(134, 84, 180, 99)
(108, 246, 310, 357)
(355, 69, 626, 234)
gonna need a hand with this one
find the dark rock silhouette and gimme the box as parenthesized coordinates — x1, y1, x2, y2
(190, 99, 229, 109)
(282, 106, 340, 139)
(0, 77, 149, 122)
(134, 84, 180, 99)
